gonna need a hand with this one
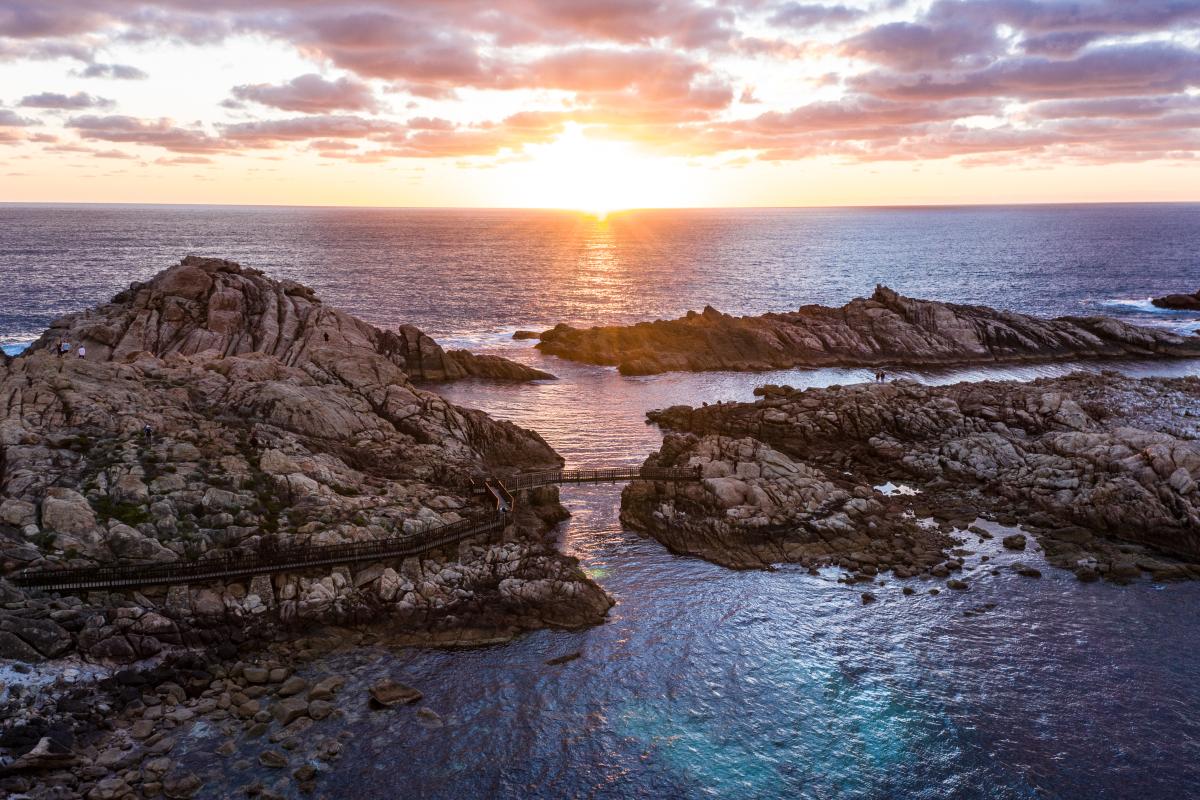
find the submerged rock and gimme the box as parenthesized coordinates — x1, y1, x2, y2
(369, 679, 423, 708)
(537, 285, 1200, 375)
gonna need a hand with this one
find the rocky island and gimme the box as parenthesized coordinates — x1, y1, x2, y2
(536, 286, 1200, 375)
(624, 372, 1200, 582)
(0, 258, 604, 798)
(1152, 289, 1200, 311)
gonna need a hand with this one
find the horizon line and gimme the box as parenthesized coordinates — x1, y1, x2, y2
(2, 199, 1199, 212)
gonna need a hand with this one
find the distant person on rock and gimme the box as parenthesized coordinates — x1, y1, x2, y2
(143, 424, 154, 442)
(76, 344, 86, 359)
(59, 340, 70, 357)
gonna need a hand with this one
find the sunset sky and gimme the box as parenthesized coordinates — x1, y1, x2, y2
(1, 0, 1199, 208)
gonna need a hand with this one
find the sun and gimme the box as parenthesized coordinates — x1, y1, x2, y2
(511, 124, 691, 213)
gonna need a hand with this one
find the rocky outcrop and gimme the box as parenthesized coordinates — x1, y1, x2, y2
(396, 325, 555, 381)
(621, 434, 952, 571)
(27, 256, 546, 383)
(0, 258, 609, 666)
(444, 349, 555, 381)
(639, 372, 1200, 580)
(536, 285, 1200, 375)
(1152, 290, 1200, 310)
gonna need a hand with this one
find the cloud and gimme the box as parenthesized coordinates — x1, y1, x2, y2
(76, 62, 148, 80)
(1028, 95, 1200, 120)
(155, 155, 213, 165)
(1019, 31, 1105, 57)
(768, 3, 865, 29)
(218, 114, 402, 146)
(230, 73, 379, 113)
(68, 114, 223, 153)
(852, 43, 1200, 101)
(841, 21, 1003, 70)
(0, 108, 36, 126)
(2, 0, 1199, 170)
(19, 91, 113, 109)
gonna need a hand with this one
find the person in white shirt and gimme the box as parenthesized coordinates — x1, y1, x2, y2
(77, 345, 86, 359)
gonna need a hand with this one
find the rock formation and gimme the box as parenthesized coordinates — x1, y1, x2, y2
(630, 372, 1200, 581)
(1151, 290, 1200, 311)
(0, 258, 608, 669)
(621, 434, 952, 571)
(536, 285, 1200, 375)
(28, 255, 553, 382)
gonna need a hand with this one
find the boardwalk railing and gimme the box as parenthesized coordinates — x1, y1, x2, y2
(13, 464, 702, 593)
(505, 466, 702, 492)
(15, 511, 508, 592)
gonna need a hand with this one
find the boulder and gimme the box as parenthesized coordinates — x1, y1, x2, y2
(369, 678, 423, 708)
(40, 488, 96, 534)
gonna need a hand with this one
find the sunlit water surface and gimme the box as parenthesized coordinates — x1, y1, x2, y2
(3, 205, 1200, 798)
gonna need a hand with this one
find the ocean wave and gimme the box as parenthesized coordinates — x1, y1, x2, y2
(1099, 297, 1195, 316)
(1, 342, 30, 356)
(433, 328, 538, 351)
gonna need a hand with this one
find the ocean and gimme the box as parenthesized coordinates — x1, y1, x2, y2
(3, 203, 1200, 798)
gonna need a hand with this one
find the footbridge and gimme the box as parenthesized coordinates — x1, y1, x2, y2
(13, 466, 701, 593)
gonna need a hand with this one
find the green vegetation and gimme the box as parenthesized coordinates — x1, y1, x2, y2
(93, 496, 151, 526)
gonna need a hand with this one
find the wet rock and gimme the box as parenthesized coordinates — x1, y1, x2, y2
(946, 579, 969, 591)
(278, 676, 308, 697)
(162, 771, 202, 799)
(0, 631, 43, 663)
(272, 697, 310, 726)
(369, 679, 423, 708)
(293, 764, 318, 781)
(416, 708, 444, 728)
(545, 651, 581, 666)
(1002, 534, 1028, 551)
(242, 666, 270, 684)
(258, 750, 288, 769)
(307, 676, 346, 702)
(1012, 563, 1042, 578)
(308, 700, 334, 721)
(87, 776, 133, 799)
(1152, 290, 1200, 311)
(861, 592, 877, 605)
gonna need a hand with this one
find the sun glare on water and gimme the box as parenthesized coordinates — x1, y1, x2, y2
(514, 125, 692, 215)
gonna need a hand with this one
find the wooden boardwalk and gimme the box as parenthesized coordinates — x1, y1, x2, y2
(14, 465, 701, 593)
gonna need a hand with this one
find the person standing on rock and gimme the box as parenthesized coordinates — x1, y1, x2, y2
(58, 339, 70, 357)
(76, 344, 86, 359)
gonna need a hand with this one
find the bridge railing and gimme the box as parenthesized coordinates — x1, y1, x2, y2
(506, 465, 702, 491)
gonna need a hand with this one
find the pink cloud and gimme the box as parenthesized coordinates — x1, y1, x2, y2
(67, 114, 223, 153)
(231, 73, 380, 113)
(19, 91, 113, 109)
